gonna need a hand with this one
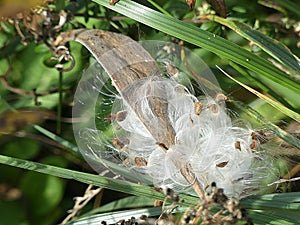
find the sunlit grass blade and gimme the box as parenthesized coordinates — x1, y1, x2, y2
(0, 154, 198, 206)
(206, 15, 300, 73)
(218, 66, 300, 123)
(34, 125, 80, 153)
(92, 0, 300, 101)
(228, 61, 295, 110)
(1, 139, 298, 224)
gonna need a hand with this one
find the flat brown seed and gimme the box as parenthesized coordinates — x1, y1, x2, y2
(112, 137, 124, 150)
(109, 0, 119, 5)
(154, 200, 163, 207)
(123, 157, 130, 164)
(116, 110, 127, 122)
(112, 138, 129, 150)
(251, 132, 257, 140)
(134, 157, 147, 166)
(107, 113, 116, 123)
(194, 102, 203, 115)
(157, 142, 169, 151)
(216, 161, 228, 168)
(165, 63, 179, 77)
(215, 93, 228, 105)
(235, 141, 241, 150)
(186, 0, 196, 10)
(208, 104, 219, 114)
(250, 140, 257, 150)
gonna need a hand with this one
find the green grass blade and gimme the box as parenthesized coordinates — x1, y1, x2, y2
(274, 0, 300, 18)
(208, 15, 300, 73)
(218, 66, 300, 122)
(0, 154, 198, 206)
(34, 125, 80, 153)
(228, 61, 295, 110)
(92, 0, 300, 101)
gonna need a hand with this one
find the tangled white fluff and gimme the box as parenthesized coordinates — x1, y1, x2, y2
(73, 40, 275, 199)
(111, 75, 272, 199)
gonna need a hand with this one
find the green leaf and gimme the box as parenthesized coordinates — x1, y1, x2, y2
(207, 15, 300, 73)
(0, 154, 198, 207)
(218, 66, 300, 122)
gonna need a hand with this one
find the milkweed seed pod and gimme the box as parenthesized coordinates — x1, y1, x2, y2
(60, 29, 277, 199)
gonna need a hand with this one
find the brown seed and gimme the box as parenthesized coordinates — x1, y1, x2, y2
(194, 102, 203, 115)
(109, 0, 119, 5)
(134, 157, 148, 166)
(215, 93, 228, 105)
(107, 113, 115, 123)
(254, 130, 268, 144)
(186, 0, 196, 10)
(235, 141, 241, 151)
(154, 200, 163, 207)
(251, 132, 257, 140)
(216, 161, 228, 168)
(165, 63, 179, 77)
(112, 138, 129, 150)
(112, 137, 124, 150)
(116, 110, 127, 122)
(250, 140, 257, 150)
(157, 142, 169, 151)
(123, 157, 130, 165)
(208, 103, 219, 114)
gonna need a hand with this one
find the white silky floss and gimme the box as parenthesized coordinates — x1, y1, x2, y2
(113, 75, 272, 199)
(72, 38, 275, 199)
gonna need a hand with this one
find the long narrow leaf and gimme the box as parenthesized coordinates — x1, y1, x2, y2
(207, 15, 300, 73)
(218, 66, 300, 122)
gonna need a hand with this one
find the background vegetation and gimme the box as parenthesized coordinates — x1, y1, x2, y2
(0, 0, 299, 224)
